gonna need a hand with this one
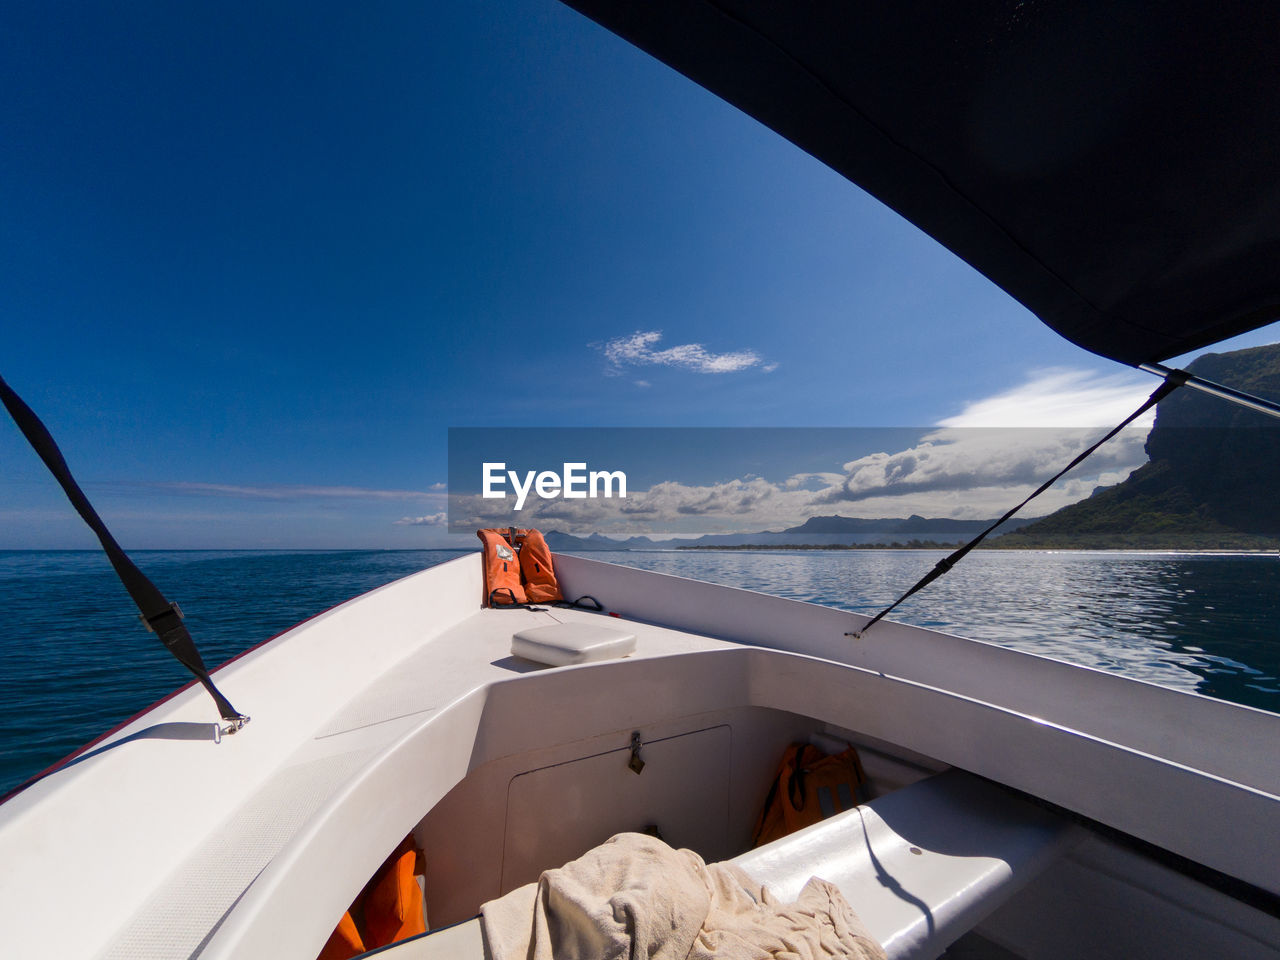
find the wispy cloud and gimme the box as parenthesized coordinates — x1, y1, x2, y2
(938, 368, 1157, 428)
(600, 330, 770, 375)
(394, 512, 448, 526)
(811, 426, 1146, 507)
(110, 481, 447, 501)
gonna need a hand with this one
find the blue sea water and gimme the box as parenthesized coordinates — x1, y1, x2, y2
(1, 548, 1277, 797)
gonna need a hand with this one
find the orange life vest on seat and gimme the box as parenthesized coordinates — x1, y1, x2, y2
(478, 528, 527, 606)
(478, 527, 563, 606)
(517, 528, 563, 604)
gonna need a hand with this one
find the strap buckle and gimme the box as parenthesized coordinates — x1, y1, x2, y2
(140, 601, 184, 633)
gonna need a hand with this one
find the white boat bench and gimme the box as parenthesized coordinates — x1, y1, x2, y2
(732, 769, 1076, 958)
(389, 768, 1076, 960)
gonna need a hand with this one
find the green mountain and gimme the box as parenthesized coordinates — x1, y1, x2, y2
(998, 343, 1280, 549)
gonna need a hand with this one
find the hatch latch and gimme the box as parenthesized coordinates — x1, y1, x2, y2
(628, 731, 645, 775)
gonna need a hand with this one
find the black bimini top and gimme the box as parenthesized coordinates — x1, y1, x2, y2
(562, 1, 1280, 365)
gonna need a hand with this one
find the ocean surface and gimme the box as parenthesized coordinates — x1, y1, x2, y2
(1, 548, 1277, 797)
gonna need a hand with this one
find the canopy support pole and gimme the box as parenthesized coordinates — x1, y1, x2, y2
(1140, 362, 1280, 421)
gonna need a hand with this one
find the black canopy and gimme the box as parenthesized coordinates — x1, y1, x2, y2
(561, 1, 1280, 365)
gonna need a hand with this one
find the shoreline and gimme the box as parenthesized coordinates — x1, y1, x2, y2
(671, 542, 1280, 554)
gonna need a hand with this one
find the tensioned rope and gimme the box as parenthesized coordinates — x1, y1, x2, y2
(850, 369, 1188, 638)
(0, 375, 248, 729)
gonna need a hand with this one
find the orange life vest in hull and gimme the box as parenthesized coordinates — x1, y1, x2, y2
(316, 836, 426, 960)
(752, 742, 866, 847)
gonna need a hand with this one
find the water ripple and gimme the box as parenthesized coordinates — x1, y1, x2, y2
(1, 548, 1276, 798)
(584, 549, 1280, 712)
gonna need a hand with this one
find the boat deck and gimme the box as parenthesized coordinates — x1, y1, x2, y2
(0, 553, 1276, 960)
(400, 766, 1076, 960)
(92, 600, 743, 959)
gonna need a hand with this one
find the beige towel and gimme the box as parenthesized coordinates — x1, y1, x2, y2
(482, 833, 885, 960)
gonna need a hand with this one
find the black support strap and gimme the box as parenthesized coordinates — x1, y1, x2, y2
(852, 371, 1187, 638)
(0, 375, 248, 728)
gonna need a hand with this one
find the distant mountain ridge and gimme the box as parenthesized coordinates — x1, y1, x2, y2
(784, 515, 1035, 535)
(545, 515, 1033, 551)
(1000, 343, 1280, 549)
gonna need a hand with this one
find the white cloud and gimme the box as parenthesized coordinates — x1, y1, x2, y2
(601, 330, 767, 374)
(784, 472, 845, 490)
(450, 476, 809, 535)
(938, 368, 1158, 428)
(815, 426, 1146, 505)
(394, 512, 448, 526)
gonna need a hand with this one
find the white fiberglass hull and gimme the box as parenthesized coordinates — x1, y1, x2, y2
(0, 552, 1276, 959)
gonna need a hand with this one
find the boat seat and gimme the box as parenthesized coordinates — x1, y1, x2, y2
(380, 768, 1075, 960)
(733, 769, 1076, 958)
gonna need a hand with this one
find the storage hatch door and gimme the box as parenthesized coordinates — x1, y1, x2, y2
(501, 724, 731, 892)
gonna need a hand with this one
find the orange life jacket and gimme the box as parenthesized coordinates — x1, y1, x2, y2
(478, 528, 527, 606)
(517, 528, 563, 604)
(362, 838, 428, 947)
(477, 527, 563, 606)
(317, 836, 426, 960)
(751, 742, 866, 847)
(317, 911, 364, 960)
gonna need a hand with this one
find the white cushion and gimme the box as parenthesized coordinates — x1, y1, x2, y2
(511, 622, 637, 667)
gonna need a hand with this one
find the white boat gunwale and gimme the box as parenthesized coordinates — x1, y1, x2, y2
(2, 551, 1277, 959)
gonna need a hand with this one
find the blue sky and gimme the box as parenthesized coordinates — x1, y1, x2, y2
(3, 1, 1276, 549)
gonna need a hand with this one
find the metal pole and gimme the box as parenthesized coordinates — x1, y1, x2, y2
(1140, 362, 1280, 422)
